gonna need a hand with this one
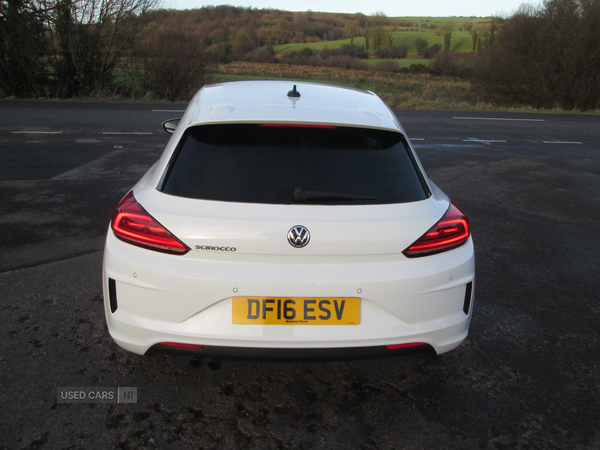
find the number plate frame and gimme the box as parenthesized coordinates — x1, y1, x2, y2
(232, 297, 360, 325)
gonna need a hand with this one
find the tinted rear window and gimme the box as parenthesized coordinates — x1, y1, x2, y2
(160, 124, 428, 204)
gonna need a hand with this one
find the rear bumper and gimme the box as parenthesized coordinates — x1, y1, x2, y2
(103, 231, 475, 357)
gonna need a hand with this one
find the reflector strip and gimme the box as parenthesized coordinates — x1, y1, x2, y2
(159, 342, 204, 351)
(387, 343, 427, 350)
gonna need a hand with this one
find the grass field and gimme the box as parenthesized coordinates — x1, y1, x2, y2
(274, 39, 360, 53)
(273, 17, 491, 56)
(273, 32, 474, 56)
(212, 61, 599, 114)
(364, 59, 426, 69)
(213, 61, 478, 110)
(394, 32, 474, 53)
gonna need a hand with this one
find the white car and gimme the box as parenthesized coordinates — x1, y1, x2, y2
(103, 81, 474, 360)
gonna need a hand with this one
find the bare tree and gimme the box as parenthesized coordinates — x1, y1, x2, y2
(0, 0, 48, 97)
(44, 0, 159, 97)
(130, 29, 209, 102)
(474, 0, 600, 111)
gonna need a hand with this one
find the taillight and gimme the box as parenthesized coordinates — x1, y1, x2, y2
(111, 192, 190, 255)
(403, 202, 470, 258)
(260, 124, 337, 129)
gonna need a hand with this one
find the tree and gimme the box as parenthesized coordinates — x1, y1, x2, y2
(483, 17, 501, 48)
(47, 0, 159, 97)
(414, 38, 428, 57)
(470, 28, 479, 53)
(344, 20, 360, 45)
(474, 0, 600, 111)
(0, 0, 48, 97)
(442, 21, 454, 51)
(376, 44, 408, 59)
(272, 18, 290, 44)
(424, 43, 441, 59)
(369, 11, 387, 54)
(131, 29, 209, 102)
(233, 28, 254, 48)
(387, 24, 398, 45)
(363, 26, 370, 55)
(354, 12, 368, 28)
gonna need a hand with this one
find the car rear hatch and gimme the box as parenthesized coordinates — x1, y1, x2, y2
(143, 122, 445, 257)
(139, 193, 448, 257)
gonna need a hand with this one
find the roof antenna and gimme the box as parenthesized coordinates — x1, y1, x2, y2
(287, 85, 301, 98)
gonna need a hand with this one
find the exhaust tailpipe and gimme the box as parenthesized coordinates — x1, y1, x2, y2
(190, 357, 203, 369)
(207, 358, 222, 371)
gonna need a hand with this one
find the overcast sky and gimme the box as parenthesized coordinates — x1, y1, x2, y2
(169, 0, 534, 17)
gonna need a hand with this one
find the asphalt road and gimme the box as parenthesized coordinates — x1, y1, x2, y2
(1, 100, 599, 449)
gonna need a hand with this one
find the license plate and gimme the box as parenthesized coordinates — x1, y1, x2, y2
(232, 297, 360, 325)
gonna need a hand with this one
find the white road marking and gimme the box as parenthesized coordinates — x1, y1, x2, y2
(51, 149, 126, 181)
(152, 110, 185, 112)
(10, 130, 583, 146)
(102, 132, 153, 135)
(454, 117, 545, 122)
(12, 131, 63, 134)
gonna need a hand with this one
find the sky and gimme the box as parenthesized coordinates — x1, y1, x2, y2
(169, 0, 534, 17)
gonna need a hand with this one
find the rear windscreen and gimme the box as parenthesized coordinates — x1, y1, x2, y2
(160, 124, 429, 205)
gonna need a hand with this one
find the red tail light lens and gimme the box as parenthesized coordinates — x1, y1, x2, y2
(403, 202, 470, 258)
(159, 342, 203, 351)
(260, 124, 337, 129)
(111, 192, 190, 255)
(386, 342, 427, 350)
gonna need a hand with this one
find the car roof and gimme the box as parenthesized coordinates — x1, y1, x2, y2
(186, 80, 402, 132)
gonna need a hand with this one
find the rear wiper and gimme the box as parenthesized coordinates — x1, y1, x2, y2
(293, 187, 378, 202)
